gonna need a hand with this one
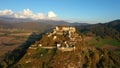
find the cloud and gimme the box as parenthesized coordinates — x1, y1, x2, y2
(0, 9, 13, 16)
(48, 11, 57, 18)
(14, 9, 34, 19)
(0, 9, 58, 20)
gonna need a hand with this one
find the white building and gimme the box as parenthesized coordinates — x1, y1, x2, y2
(38, 44, 42, 47)
(53, 26, 76, 35)
(53, 36, 57, 40)
(57, 44, 61, 48)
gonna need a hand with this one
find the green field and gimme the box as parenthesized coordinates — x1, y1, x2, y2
(86, 38, 120, 47)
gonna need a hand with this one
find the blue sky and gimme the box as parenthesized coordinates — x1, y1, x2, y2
(0, 0, 120, 23)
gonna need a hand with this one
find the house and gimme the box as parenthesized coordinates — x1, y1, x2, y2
(38, 44, 42, 47)
(53, 36, 57, 40)
(47, 33, 53, 37)
(53, 26, 76, 35)
(57, 44, 61, 48)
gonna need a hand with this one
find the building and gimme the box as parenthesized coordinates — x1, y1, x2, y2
(53, 26, 76, 36)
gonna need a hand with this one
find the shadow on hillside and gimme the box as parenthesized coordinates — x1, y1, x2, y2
(0, 31, 46, 68)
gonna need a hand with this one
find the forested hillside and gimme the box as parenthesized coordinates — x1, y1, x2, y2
(76, 19, 120, 41)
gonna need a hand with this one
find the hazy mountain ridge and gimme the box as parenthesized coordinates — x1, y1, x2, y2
(3, 18, 120, 32)
(76, 19, 120, 41)
(106, 19, 120, 32)
(0, 18, 68, 31)
(0, 17, 88, 31)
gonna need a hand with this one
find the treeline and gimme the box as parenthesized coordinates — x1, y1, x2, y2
(76, 19, 120, 41)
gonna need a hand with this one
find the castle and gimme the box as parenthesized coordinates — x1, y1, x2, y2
(29, 26, 82, 51)
(54, 26, 76, 33)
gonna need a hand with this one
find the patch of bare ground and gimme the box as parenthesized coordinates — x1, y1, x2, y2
(9, 33, 32, 36)
(83, 36, 93, 41)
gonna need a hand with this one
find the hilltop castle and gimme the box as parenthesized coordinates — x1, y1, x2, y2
(54, 26, 76, 34)
(29, 26, 82, 51)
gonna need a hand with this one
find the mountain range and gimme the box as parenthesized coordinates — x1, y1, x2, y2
(0, 17, 88, 31)
(0, 17, 120, 40)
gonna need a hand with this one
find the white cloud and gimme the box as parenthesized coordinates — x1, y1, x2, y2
(0, 9, 58, 20)
(48, 11, 57, 18)
(0, 9, 13, 16)
(14, 9, 34, 19)
(23, 9, 33, 16)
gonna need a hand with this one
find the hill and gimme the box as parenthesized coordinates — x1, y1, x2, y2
(76, 19, 120, 41)
(2, 26, 119, 68)
(106, 19, 120, 32)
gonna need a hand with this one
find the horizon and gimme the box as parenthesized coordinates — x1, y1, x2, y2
(0, 0, 120, 24)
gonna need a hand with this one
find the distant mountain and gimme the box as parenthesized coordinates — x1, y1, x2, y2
(0, 17, 88, 31)
(0, 20, 14, 29)
(0, 16, 33, 23)
(0, 17, 70, 31)
(70, 22, 89, 26)
(105, 19, 120, 32)
(76, 19, 120, 41)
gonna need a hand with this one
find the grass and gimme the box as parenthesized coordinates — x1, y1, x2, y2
(96, 39, 120, 47)
(86, 37, 120, 47)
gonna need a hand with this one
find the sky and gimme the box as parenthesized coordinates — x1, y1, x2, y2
(0, 0, 120, 23)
